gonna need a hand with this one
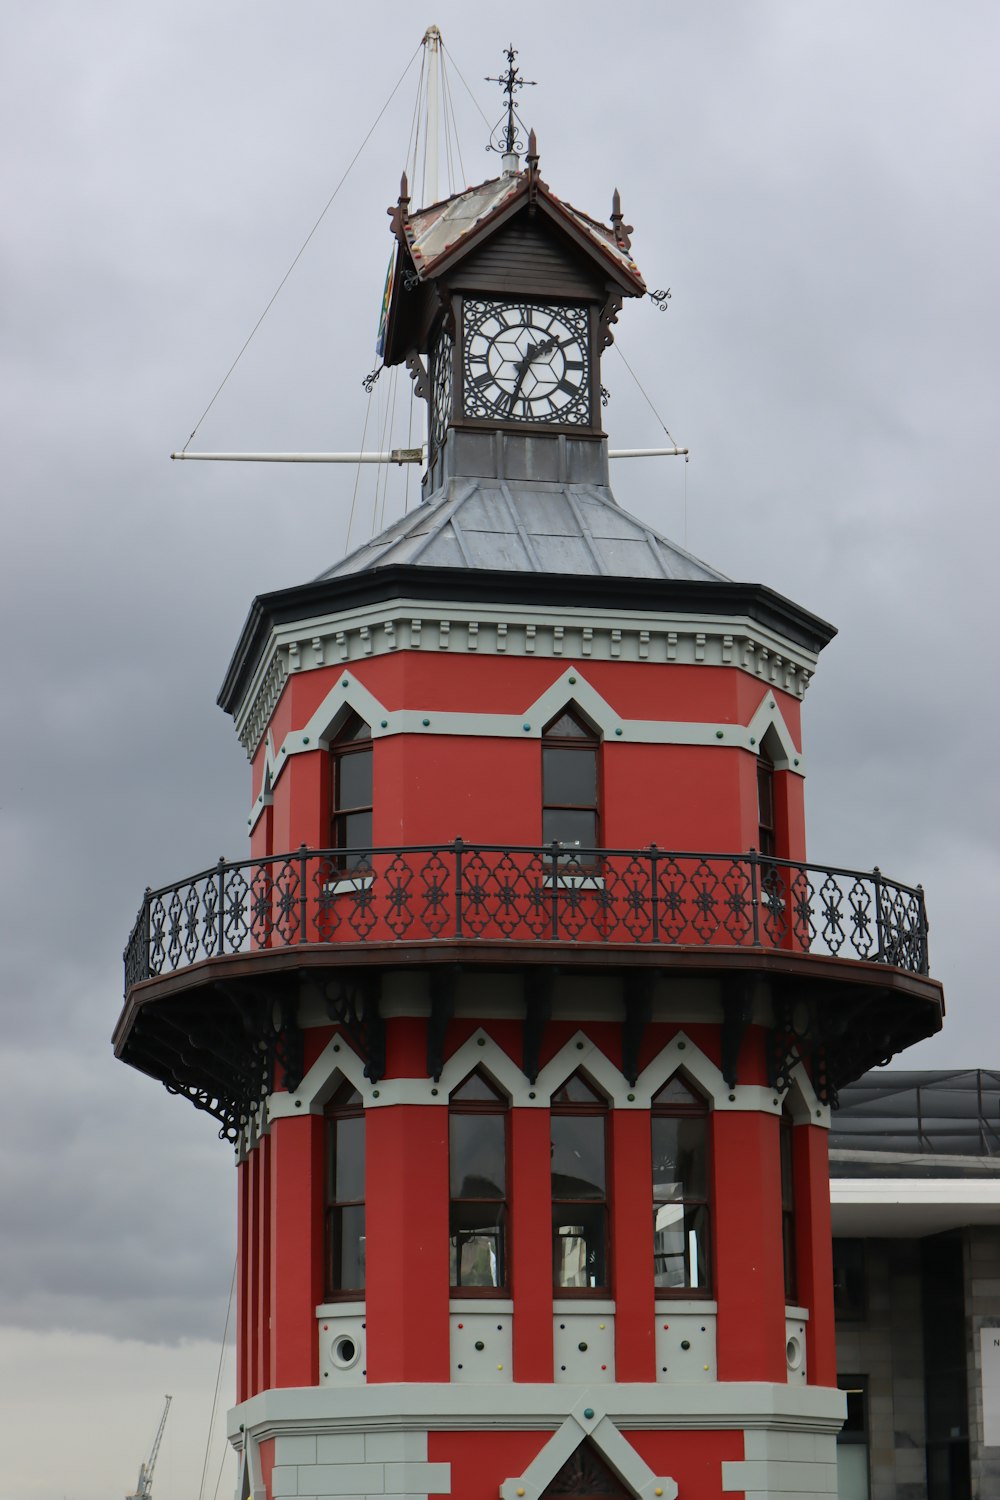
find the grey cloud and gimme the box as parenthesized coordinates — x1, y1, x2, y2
(2, 0, 998, 1347)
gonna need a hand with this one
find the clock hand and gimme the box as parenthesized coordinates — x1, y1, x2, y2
(505, 335, 562, 411)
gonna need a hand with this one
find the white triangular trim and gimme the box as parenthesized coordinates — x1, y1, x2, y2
(436, 1029, 528, 1101)
(523, 668, 621, 738)
(748, 690, 801, 770)
(783, 1058, 830, 1127)
(535, 1031, 632, 1107)
(268, 1036, 375, 1119)
(500, 1402, 677, 1500)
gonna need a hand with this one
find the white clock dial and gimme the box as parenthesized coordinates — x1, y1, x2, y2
(462, 299, 591, 426)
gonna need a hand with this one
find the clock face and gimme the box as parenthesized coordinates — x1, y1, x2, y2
(430, 331, 453, 456)
(462, 299, 591, 426)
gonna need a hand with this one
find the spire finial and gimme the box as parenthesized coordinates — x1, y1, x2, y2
(610, 187, 633, 252)
(485, 44, 536, 171)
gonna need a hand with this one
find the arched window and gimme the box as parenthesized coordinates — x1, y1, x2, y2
(330, 713, 372, 865)
(651, 1075, 711, 1293)
(551, 1072, 609, 1292)
(780, 1105, 797, 1303)
(542, 709, 600, 853)
(325, 1081, 365, 1296)
(449, 1070, 508, 1292)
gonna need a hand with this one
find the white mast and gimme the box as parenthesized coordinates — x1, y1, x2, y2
(422, 26, 442, 206)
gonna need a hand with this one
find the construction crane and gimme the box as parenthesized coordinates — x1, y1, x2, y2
(126, 1395, 172, 1500)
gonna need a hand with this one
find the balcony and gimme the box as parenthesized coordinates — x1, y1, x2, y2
(115, 843, 944, 1140)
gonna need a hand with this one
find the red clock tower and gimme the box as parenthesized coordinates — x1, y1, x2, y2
(115, 134, 944, 1500)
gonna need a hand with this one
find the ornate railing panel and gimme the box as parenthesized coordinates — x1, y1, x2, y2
(123, 842, 929, 989)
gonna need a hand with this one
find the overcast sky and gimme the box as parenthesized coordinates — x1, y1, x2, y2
(3, 4, 998, 1497)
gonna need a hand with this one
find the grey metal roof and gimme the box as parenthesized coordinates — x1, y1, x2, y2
(830, 1070, 1000, 1158)
(318, 477, 728, 584)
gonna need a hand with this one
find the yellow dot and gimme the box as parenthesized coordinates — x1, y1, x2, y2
(497, 1363, 503, 1370)
(655, 1490, 663, 1497)
(598, 1322, 606, 1330)
(517, 1491, 526, 1497)
(704, 1364, 710, 1371)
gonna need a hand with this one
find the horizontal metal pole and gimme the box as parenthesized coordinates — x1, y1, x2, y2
(608, 447, 688, 458)
(170, 445, 689, 464)
(170, 449, 424, 464)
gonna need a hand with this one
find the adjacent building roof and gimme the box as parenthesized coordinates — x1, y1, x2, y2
(831, 1069, 1000, 1159)
(316, 476, 728, 584)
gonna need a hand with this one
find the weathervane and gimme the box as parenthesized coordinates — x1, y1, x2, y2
(485, 44, 536, 158)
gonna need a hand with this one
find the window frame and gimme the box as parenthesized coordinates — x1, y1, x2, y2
(329, 712, 373, 868)
(550, 1072, 611, 1296)
(448, 1070, 510, 1297)
(541, 708, 602, 861)
(780, 1106, 797, 1304)
(650, 1075, 713, 1297)
(757, 742, 776, 858)
(324, 1080, 366, 1300)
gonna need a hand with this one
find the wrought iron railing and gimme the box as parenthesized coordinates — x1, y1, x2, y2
(123, 842, 929, 991)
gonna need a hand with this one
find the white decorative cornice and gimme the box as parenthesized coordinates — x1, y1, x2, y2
(234, 597, 818, 756)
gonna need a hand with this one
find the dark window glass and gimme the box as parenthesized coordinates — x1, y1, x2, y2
(551, 1115, 606, 1199)
(325, 1083, 365, 1295)
(757, 747, 775, 857)
(542, 709, 600, 854)
(330, 713, 372, 867)
(551, 1073, 609, 1291)
(780, 1108, 797, 1302)
(651, 1077, 711, 1293)
(449, 1071, 508, 1291)
(833, 1239, 867, 1321)
(836, 1377, 871, 1499)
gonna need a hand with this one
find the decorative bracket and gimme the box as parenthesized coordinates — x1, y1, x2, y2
(767, 988, 837, 1105)
(523, 969, 554, 1083)
(622, 972, 654, 1087)
(404, 349, 429, 401)
(427, 968, 457, 1081)
(721, 975, 754, 1090)
(271, 993, 304, 1094)
(598, 289, 624, 350)
(325, 973, 384, 1083)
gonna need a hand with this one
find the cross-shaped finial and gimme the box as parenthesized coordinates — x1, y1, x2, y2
(485, 44, 536, 157)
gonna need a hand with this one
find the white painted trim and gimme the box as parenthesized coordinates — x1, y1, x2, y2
(451, 1298, 514, 1315)
(747, 690, 803, 770)
(783, 1060, 831, 1129)
(247, 664, 805, 815)
(233, 599, 818, 754)
(553, 1299, 616, 1316)
(500, 1408, 677, 1500)
(654, 1299, 718, 1314)
(269, 1037, 375, 1119)
(831, 1178, 1000, 1209)
(228, 1378, 847, 1440)
(270, 1026, 800, 1119)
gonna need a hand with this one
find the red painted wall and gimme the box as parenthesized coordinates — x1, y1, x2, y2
(510, 1107, 554, 1381)
(268, 1115, 324, 1388)
(259, 653, 806, 860)
(425, 1427, 745, 1500)
(610, 1109, 656, 1381)
(365, 1105, 450, 1382)
(712, 1108, 787, 1382)
(794, 1122, 838, 1385)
